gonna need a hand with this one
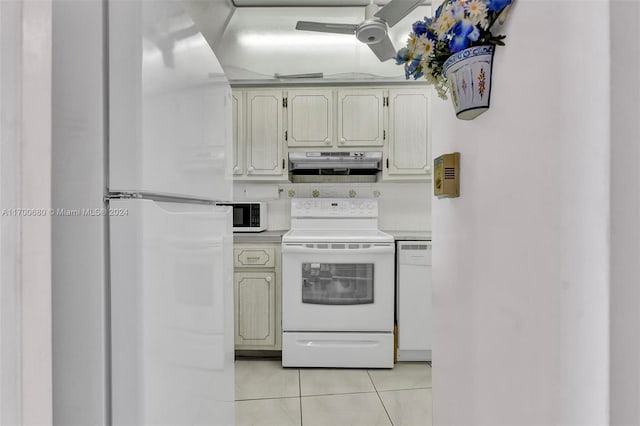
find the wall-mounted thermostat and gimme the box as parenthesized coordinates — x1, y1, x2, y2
(433, 152, 460, 198)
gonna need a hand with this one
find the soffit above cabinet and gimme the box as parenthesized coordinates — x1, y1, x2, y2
(232, 0, 424, 6)
(215, 4, 431, 83)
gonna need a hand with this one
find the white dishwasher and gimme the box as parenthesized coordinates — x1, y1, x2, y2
(396, 241, 432, 362)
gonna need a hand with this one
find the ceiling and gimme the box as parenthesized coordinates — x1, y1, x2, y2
(213, 2, 432, 82)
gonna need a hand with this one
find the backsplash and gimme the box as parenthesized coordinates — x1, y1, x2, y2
(233, 182, 431, 232)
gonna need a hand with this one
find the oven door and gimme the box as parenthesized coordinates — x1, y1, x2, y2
(282, 242, 394, 332)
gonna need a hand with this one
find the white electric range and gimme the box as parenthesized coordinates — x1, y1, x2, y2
(281, 198, 395, 368)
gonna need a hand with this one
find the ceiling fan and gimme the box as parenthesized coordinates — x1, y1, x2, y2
(295, 0, 424, 62)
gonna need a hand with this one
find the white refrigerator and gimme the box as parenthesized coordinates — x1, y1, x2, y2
(52, 1, 235, 425)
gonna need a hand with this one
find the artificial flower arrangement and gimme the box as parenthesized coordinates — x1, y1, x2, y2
(395, 0, 513, 99)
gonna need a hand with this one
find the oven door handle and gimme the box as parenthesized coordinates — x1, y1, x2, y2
(281, 244, 394, 255)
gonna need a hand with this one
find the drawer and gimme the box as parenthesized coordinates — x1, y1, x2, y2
(234, 247, 276, 268)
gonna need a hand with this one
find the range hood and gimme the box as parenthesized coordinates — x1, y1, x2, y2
(288, 151, 382, 183)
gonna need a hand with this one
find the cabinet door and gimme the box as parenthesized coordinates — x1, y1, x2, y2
(231, 90, 244, 175)
(385, 88, 431, 179)
(234, 271, 277, 347)
(337, 89, 384, 147)
(287, 90, 333, 147)
(246, 91, 286, 177)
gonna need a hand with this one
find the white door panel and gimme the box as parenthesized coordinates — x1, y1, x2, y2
(110, 199, 233, 426)
(109, 1, 232, 200)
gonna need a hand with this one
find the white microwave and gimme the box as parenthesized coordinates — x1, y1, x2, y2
(217, 202, 267, 232)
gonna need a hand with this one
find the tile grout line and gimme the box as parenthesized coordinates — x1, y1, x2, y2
(235, 386, 432, 402)
(372, 386, 433, 393)
(300, 390, 385, 398)
(368, 370, 395, 426)
(298, 369, 303, 426)
(235, 395, 302, 402)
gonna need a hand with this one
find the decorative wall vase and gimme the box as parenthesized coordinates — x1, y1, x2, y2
(443, 45, 495, 121)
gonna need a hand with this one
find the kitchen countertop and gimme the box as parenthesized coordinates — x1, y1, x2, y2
(381, 230, 432, 241)
(233, 230, 287, 243)
(234, 230, 431, 242)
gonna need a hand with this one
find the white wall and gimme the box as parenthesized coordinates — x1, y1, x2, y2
(610, 1, 640, 424)
(20, 2, 53, 424)
(52, 2, 108, 424)
(0, 4, 24, 424)
(431, 2, 609, 425)
(234, 181, 431, 231)
(0, 0, 52, 424)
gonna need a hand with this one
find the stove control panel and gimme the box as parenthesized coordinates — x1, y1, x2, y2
(291, 198, 378, 218)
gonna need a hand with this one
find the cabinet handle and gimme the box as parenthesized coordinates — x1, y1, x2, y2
(386, 158, 389, 169)
(282, 158, 285, 169)
(265, 276, 272, 282)
(383, 130, 386, 140)
(246, 256, 261, 261)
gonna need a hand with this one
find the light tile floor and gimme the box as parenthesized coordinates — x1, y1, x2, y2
(235, 359, 432, 426)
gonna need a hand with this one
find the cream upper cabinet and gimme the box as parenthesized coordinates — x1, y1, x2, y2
(232, 85, 430, 182)
(245, 90, 287, 178)
(384, 88, 431, 180)
(337, 89, 385, 147)
(286, 89, 333, 147)
(231, 90, 244, 175)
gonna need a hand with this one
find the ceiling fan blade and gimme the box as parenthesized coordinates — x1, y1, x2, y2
(374, 0, 424, 27)
(367, 34, 396, 62)
(295, 21, 358, 35)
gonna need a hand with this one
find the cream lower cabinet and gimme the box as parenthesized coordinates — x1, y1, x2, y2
(233, 243, 282, 350)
